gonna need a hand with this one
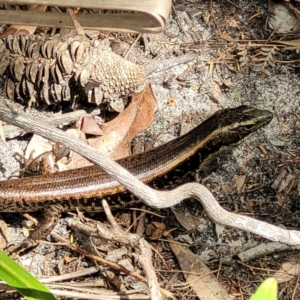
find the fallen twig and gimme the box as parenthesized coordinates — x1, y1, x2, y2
(2, 109, 99, 139)
(67, 200, 161, 298)
(0, 105, 299, 248)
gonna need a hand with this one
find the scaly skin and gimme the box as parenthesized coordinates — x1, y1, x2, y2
(0, 105, 272, 248)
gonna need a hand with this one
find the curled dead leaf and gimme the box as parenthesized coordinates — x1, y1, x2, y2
(89, 83, 158, 160)
(76, 114, 104, 136)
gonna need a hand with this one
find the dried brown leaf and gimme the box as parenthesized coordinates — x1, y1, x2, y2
(76, 115, 104, 136)
(68, 84, 158, 168)
(219, 32, 237, 42)
(0, 220, 9, 248)
(25, 134, 53, 159)
(209, 82, 222, 102)
(171, 207, 202, 231)
(90, 83, 158, 160)
(262, 68, 271, 76)
(273, 262, 300, 283)
(233, 175, 246, 192)
(145, 222, 166, 240)
(169, 240, 231, 299)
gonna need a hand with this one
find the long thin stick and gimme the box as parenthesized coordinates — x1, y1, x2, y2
(0, 105, 300, 246)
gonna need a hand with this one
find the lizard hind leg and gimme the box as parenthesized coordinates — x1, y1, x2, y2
(5, 204, 63, 254)
(29, 204, 63, 241)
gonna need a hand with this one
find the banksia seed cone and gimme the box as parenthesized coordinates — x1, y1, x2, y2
(0, 34, 146, 110)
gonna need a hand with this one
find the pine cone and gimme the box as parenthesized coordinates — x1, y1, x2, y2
(0, 34, 146, 110)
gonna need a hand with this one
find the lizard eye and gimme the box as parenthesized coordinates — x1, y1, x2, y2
(244, 124, 255, 130)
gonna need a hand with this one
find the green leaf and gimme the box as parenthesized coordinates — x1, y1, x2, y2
(250, 278, 277, 300)
(0, 250, 55, 300)
(277, 136, 286, 142)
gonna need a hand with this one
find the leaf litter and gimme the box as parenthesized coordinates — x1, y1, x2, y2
(0, 1, 300, 299)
